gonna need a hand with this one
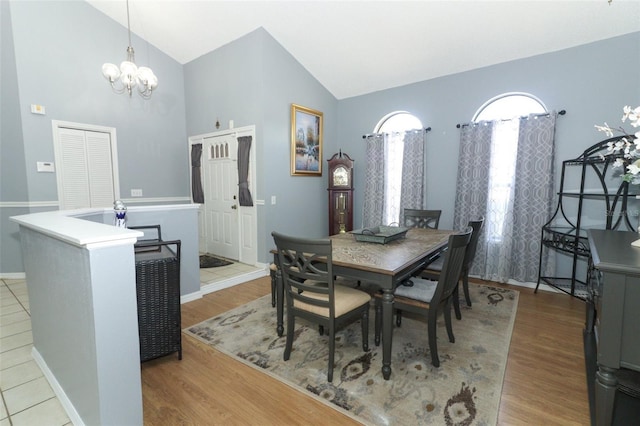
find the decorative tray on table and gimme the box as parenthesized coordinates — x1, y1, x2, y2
(351, 226, 409, 244)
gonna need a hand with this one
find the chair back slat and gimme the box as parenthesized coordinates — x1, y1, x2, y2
(403, 209, 442, 229)
(433, 227, 473, 302)
(463, 216, 484, 270)
(272, 232, 335, 316)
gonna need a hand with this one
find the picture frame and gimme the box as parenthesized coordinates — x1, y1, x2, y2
(291, 103, 323, 176)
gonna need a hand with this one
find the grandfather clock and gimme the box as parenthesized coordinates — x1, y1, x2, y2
(327, 151, 354, 235)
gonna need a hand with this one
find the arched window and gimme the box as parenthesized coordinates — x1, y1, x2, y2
(455, 91, 557, 284)
(474, 93, 547, 122)
(365, 112, 423, 226)
(375, 111, 423, 133)
(472, 93, 548, 243)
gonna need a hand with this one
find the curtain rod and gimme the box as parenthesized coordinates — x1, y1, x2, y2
(456, 110, 566, 129)
(362, 127, 431, 139)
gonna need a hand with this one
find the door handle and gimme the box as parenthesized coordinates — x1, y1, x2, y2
(231, 204, 237, 210)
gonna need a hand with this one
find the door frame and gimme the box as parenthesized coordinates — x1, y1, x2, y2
(188, 125, 258, 265)
(52, 120, 121, 209)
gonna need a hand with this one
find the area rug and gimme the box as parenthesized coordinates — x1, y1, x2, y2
(199, 254, 233, 268)
(184, 284, 519, 425)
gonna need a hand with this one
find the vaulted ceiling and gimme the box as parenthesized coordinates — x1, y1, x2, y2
(87, 0, 640, 99)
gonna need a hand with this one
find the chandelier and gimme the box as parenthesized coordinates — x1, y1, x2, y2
(101, 0, 157, 99)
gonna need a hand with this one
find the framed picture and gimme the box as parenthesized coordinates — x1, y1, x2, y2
(291, 104, 323, 176)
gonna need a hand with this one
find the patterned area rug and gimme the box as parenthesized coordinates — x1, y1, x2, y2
(184, 284, 519, 425)
(199, 254, 233, 268)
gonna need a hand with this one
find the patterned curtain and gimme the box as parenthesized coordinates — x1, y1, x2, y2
(191, 143, 204, 203)
(362, 134, 385, 228)
(454, 113, 557, 283)
(510, 113, 556, 282)
(237, 136, 254, 206)
(453, 122, 493, 274)
(399, 129, 425, 225)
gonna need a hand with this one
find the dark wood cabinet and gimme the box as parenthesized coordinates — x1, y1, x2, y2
(327, 152, 354, 235)
(587, 229, 640, 425)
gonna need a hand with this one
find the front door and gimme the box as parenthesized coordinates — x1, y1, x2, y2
(203, 134, 239, 260)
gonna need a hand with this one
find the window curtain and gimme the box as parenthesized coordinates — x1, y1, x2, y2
(454, 113, 557, 283)
(191, 143, 204, 203)
(362, 130, 425, 228)
(399, 129, 425, 225)
(362, 134, 385, 228)
(237, 136, 254, 207)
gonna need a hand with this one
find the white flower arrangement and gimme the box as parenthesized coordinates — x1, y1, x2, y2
(596, 105, 640, 184)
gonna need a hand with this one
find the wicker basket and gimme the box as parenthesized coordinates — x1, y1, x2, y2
(135, 239, 182, 362)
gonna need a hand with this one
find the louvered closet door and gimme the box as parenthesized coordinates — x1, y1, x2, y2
(57, 127, 115, 209)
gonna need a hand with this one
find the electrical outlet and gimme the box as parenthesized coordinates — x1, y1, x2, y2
(131, 189, 143, 197)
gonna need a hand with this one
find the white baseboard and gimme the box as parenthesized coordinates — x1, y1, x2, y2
(180, 291, 203, 304)
(201, 268, 268, 295)
(31, 347, 84, 426)
(471, 275, 562, 294)
(0, 273, 26, 280)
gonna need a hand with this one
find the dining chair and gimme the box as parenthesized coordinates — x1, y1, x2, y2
(403, 209, 442, 229)
(396, 209, 443, 293)
(271, 231, 371, 382)
(421, 216, 484, 319)
(374, 227, 472, 368)
(269, 263, 277, 307)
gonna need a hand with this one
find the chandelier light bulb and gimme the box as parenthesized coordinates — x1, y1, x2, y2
(102, 63, 121, 82)
(101, 0, 157, 99)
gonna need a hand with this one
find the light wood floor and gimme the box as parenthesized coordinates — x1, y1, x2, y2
(141, 276, 590, 425)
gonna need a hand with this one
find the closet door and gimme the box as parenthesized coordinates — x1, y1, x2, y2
(55, 127, 116, 209)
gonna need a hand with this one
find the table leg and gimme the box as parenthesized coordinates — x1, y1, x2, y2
(381, 289, 393, 380)
(276, 267, 284, 337)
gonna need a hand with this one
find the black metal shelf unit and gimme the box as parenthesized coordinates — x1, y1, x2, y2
(536, 136, 637, 300)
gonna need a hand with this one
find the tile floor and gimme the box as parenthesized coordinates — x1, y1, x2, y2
(1, 260, 260, 425)
(199, 260, 262, 287)
(1, 278, 71, 426)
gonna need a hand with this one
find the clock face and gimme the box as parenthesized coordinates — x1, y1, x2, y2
(333, 166, 349, 186)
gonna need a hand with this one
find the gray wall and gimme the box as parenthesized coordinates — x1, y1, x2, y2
(184, 28, 339, 263)
(0, 0, 29, 274)
(1, 0, 187, 273)
(338, 32, 640, 232)
(2, 0, 639, 274)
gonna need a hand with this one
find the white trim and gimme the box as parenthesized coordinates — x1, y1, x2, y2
(51, 120, 121, 209)
(0, 198, 190, 209)
(32, 348, 84, 426)
(180, 291, 203, 304)
(200, 267, 268, 295)
(0, 273, 26, 279)
(10, 210, 143, 248)
(86, 238, 139, 250)
(0, 201, 59, 208)
(470, 274, 562, 293)
(119, 196, 191, 204)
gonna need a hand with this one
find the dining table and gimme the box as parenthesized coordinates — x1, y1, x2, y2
(272, 227, 454, 380)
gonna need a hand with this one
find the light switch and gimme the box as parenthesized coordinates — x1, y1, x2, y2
(131, 189, 143, 197)
(271, 195, 276, 205)
(36, 161, 55, 172)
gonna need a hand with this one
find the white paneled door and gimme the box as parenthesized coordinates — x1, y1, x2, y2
(203, 133, 240, 260)
(191, 126, 258, 265)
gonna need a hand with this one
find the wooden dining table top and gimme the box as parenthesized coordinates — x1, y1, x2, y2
(329, 228, 454, 276)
